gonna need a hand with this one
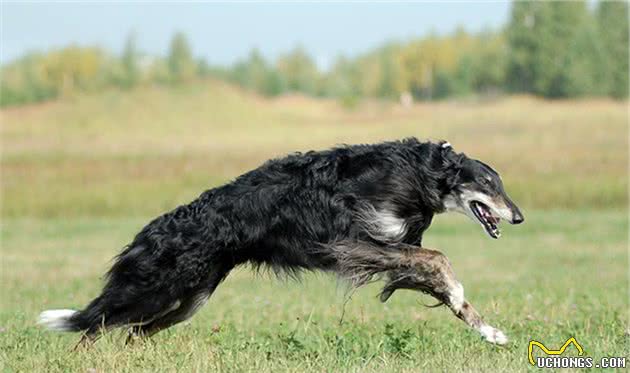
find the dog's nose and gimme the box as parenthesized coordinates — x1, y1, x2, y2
(512, 213, 524, 224)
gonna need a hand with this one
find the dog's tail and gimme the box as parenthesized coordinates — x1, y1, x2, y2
(37, 309, 79, 331)
(38, 243, 153, 333)
(38, 295, 109, 333)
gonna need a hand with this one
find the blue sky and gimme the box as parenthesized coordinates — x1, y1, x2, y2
(2, 1, 511, 69)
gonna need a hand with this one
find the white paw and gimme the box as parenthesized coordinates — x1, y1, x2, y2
(479, 325, 508, 345)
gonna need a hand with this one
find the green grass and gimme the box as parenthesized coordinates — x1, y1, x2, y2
(1, 210, 627, 372)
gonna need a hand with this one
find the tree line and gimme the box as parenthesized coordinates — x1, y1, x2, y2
(1, 1, 627, 107)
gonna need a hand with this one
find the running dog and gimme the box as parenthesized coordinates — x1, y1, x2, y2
(39, 138, 524, 346)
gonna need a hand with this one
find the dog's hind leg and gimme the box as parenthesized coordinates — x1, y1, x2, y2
(381, 248, 508, 345)
(126, 265, 232, 344)
(125, 291, 206, 344)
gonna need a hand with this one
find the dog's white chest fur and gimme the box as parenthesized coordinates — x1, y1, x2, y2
(371, 210, 407, 241)
(375, 210, 407, 238)
(356, 204, 408, 241)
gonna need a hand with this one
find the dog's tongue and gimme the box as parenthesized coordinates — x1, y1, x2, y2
(480, 205, 499, 225)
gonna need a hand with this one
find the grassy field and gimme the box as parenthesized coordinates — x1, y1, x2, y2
(1, 212, 627, 372)
(1, 81, 628, 372)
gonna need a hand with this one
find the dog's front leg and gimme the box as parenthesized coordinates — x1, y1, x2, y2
(382, 248, 508, 345)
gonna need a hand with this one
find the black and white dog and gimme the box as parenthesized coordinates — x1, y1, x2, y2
(39, 138, 523, 346)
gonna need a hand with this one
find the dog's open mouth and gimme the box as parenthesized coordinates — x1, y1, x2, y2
(470, 201, 501, 239)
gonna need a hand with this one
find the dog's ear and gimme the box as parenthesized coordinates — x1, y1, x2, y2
(439, 141, 459, 165)
(439, 141, 463, 188)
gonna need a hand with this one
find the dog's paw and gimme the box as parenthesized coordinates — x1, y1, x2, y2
(479, 325, 508, 345)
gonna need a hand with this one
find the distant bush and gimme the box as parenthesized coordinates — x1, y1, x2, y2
(339, 94, 360, 110)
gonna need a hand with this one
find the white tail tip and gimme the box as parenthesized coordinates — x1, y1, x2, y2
(38, 309, 77, 331)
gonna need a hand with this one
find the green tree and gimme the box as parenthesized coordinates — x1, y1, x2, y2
(260, 69, 285, 97)
(558, 20, 611, 97)
(471, 31, 506, 94)
(433, 69, 455, 99)
(322, 55, 362, 101)
(453, 54, 474, 96)
(121, 33, 140, 88)
(507, 1, 593, 97)
(242, 49, 269, 90)
(196, 58, 210, 78)
(0, 47, 109, 107)
(537, 1, 588, 97)
(0, 53, 57, 106)
(167, 32, 195, 83)
(597, 1, 629, 98)
(376, 45, 403, 99)
(276, 46, 319, 95)
(506, 1, 542, 93)
(229, 49, 286, 96)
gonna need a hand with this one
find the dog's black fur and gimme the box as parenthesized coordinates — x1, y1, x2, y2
(55, 138, 498, 337)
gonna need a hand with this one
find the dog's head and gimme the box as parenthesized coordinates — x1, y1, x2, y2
(439, 142, 524, 239)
